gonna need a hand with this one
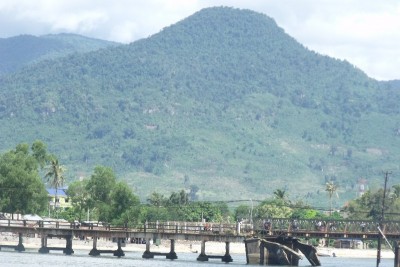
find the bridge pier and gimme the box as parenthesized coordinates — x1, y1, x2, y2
(142, 238, 154, 258)
(89, 237, 125, 257)
(222, 242, 233, 262)
(166, 239, 178, 260)
(197, 240, 233, 263)
(395, 242, 400, 267)
(63, 235, 74, 255)
(0, 233, 25, 252)
(142, 238, 178, 260)
(89, 237, 100, 256)
(15, 233, 25, 252)
(113, 238, 125, 257)
(197, 240, 208, 261)
(38, 235, 49, 254)
(38, 234, 74, 255)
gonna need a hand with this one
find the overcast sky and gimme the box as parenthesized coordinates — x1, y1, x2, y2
(1, 0, 399, 81)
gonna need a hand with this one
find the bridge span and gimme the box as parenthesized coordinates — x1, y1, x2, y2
(0, 219, 249, 262)
(1, 218, 400, 263)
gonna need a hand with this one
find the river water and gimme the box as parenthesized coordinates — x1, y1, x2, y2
(0, 248, 395, 267)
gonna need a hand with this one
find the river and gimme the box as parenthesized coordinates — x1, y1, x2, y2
(0, 248, 395, 267)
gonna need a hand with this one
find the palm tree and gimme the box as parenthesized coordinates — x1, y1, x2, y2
(273, 189, 287, 200)
(325, 182, 338, 216)
(45, 157, 66, 217)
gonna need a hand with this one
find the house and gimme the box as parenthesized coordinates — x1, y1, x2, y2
(46, 188, 72, 211)
(334, 239, 363, 249)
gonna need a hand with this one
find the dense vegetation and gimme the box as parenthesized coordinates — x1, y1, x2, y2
(0, 33, 118, 75)
(2, 142, 400, 228)
(0, 7, 399, 208)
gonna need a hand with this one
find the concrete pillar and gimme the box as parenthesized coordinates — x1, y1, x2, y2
(260, 242, 265, 265)
(89, 236, 100, 256)
(15, 233, 25, 252)
(395, 242, 400, 267)
(142, 238, 154, 258)
(197, 240, 208, 261)
(236, 221, 241, 235)
(38, 235, 49, 254)
(166, 239, 178, 260)
(113, 238, 125, 257)
(63, 235, 74, 255)
(222, 241, 233, 262)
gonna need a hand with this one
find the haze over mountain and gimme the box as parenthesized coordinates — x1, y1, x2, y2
(0, 33, 119, 75)
(1, 7, 399, 207)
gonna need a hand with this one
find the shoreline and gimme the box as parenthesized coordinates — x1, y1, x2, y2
(0, 234, 394, 259)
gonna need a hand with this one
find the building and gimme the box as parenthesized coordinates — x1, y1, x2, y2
(334, 239, 363, 249)
(46, 187, 72, 211)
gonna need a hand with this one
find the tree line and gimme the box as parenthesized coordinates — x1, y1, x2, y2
(0, 141, 399, 225)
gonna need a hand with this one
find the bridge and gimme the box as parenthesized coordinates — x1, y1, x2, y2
(1, 218, 400, 264)
(0, 218, 249, 262)
(257, 218, 400, 240)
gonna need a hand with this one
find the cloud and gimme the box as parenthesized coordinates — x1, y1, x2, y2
(0, 0, 399, 80)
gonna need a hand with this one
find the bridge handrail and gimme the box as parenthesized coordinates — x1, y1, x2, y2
(255, 218, 400, 236)
(4, 218, 400, 237)
(0, 219, 250, 236)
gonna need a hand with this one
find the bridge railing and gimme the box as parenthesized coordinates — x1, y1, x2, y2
(0, 219, 250, 236)
(6, 218, 400, 237)
(142, 221, 244, 236)
(254, 218, 400, 236)
(0, 219, 90, 230)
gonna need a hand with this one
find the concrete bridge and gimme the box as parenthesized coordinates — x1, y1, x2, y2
(257, 218, 400, 240)
(0, 219, 250, 262)
(2, 218, 400, 264)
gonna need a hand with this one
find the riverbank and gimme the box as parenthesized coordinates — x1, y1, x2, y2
(317, 247, 394, 259)
(0, 233, 394, 259)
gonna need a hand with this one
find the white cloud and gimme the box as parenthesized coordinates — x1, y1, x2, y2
(0, 0, 399, 80)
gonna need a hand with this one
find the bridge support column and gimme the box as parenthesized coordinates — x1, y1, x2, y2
(15, 233, 25, 252)
(142, 238, 154, 259)
(113, 238, 125, 257)
(395, 242, 400, 267)
(89, 237, 100, 256)
(221, 241, 233, 263)
(197, 240, 208, 261)
(166, 239, 178, 260)
(63, 235, 74, 255)
(259, 242, 265, 265)
(38, 235, 49, 254)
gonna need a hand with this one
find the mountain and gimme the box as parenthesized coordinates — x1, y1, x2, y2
(0, 7, 399, 207)
(0, 33, 119, 75)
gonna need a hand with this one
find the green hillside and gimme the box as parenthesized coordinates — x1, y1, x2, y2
(0, 33, 119, 75)
(0, 7, 399, 207)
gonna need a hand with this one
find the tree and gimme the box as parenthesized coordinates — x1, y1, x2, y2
(147, 192, 167, 207)
(45, 156, 66, 216)
(168, 190, 189, 206)
(345, 187, 399, 221)
(110, 181, 140, 224)
(67, 179, 92, 221)
(234, 204, 251, 222)
(325, 181, 338, 216)
(85, 166, 117, 221)
(273, 188, 289, 203)
(0, 143, 48, 217)
(31, 140, 49, 168)
(255, 199, 293, 219)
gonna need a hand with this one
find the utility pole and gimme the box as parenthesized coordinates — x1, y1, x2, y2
(377, 171, 391, 267)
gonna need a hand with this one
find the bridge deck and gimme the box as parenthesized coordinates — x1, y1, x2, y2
(1, 218, 400, 241)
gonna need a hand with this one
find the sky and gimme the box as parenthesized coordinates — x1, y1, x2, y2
(0, 0, 399, 81)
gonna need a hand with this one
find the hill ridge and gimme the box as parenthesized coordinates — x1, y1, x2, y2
(0, 7, 398, 206)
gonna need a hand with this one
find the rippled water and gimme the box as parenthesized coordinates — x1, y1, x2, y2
(0, 248, 395, 267)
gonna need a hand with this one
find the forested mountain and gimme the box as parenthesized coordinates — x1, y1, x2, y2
(0, 33, 119, 75)
(0, 7, 399, 207)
